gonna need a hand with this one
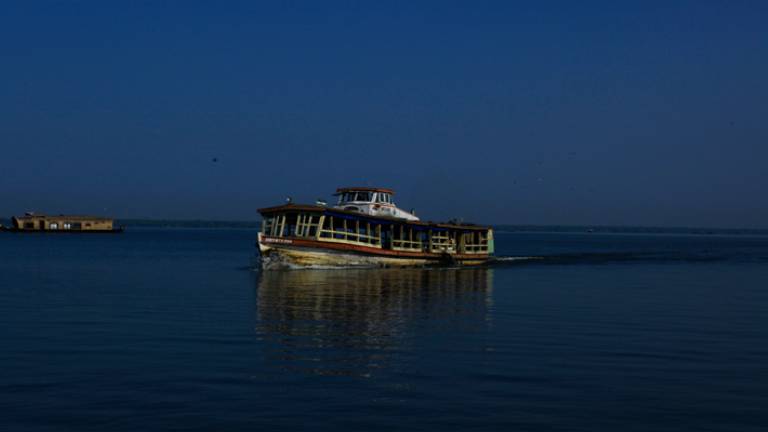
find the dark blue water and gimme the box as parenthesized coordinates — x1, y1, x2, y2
(2, 229, 768, 431)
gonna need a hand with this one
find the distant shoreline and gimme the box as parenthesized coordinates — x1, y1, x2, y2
(2, 217, 765, 236)
(491, 225, 768, 236)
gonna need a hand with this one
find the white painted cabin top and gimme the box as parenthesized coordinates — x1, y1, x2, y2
(333, 187, 420, 221)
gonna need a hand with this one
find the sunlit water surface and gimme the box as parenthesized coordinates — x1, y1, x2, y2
(1, 229, 767, 431)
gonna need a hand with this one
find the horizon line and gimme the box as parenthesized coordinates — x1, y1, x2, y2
(3, 216, 765, 232)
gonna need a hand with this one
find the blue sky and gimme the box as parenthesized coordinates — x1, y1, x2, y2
(1, 1, 766, 227)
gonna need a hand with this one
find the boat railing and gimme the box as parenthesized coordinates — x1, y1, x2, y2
(391, 225, 424, 251)
(461, 231, 490, 254)
(318, 216, 382, 247)
(261, 209, 492, 256)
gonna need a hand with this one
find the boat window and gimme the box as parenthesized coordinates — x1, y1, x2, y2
(345, 192, 361, 202)
(284, 214, 298, 237)
(318, 215, 382, 246)
(391, 224, 423, 250)
(461, 230, 490, 254)
(295, 213, 321, 237)
(341, 191, 374, 202)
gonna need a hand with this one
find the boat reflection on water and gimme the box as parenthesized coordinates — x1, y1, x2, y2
(254, 268, 494, 377)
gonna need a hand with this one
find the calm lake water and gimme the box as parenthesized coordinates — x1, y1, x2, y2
(1, 228, 767, 431)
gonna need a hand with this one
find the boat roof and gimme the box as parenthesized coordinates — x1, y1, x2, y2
(258, 203, 490, 231)
(335, 187, 395, 195)
(13, 214, 112, 221)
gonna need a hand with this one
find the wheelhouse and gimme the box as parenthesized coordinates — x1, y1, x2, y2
(332, 187, 418, 221)
(337, 190, 394, 206)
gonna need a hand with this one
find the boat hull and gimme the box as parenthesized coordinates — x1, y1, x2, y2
(257, 234, 489, 269)
(0, 227, 124, 234)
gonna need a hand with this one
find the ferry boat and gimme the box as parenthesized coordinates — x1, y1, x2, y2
(257, 187, 494, 268)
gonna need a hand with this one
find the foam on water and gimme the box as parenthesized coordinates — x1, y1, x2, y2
(490, 256, 544, 262)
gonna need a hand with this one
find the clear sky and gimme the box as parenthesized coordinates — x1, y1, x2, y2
(1, 1, 766, 227)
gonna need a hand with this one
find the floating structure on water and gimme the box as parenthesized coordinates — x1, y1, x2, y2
(0, 213, 123, 233)
(257, 187, 493, 268)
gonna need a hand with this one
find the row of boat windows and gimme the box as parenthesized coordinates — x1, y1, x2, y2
(22, 222, 94, 230)
(338, 192, 392, 204)
(262, 213, 490, 254)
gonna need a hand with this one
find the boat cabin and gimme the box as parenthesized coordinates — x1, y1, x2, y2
(334, 187, 419, 221)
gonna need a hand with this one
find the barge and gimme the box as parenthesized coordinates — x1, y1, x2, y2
(0, 213, 123, 233)
(257, 187, 493, 268)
